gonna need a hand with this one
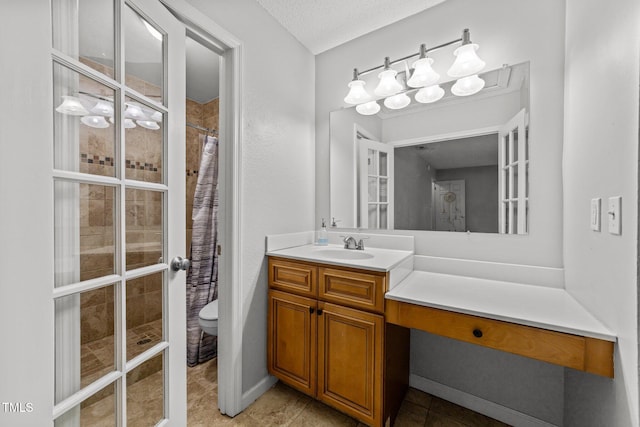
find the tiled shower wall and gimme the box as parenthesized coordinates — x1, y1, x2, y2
(78, 57, 164, 347)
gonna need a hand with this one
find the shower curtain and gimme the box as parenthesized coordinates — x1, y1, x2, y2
(186, 134, 219, 367)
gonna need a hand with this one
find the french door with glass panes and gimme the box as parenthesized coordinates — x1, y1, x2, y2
(498, 108, 528, 235)
(51, 0, 186, 425)
(358, 138, 394, 229)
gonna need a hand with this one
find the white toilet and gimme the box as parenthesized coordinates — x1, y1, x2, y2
(198, 299, 219, 336)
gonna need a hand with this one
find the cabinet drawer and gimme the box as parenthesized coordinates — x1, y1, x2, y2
(269, 257, 317, 297)
(318, 267, 386, 313)
(386, 300, 614, 377)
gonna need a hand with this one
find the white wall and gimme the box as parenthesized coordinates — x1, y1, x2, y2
(0, 1, 55, 426)
(316, 0, 567, 424)
(562, 0, 639, 425)
(317, 0, 566, 268)
(185, 0, 316, 399)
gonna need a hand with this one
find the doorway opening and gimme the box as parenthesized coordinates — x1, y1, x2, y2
(184, 33, 223, 420)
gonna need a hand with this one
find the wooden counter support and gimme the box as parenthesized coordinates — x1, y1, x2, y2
(385, 299, 614, 378)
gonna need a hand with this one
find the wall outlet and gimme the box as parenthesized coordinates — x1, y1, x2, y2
(590, 198, 601, 231)
(608, 196, 621, 235)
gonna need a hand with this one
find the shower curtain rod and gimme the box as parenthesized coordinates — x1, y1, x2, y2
(187, 122, 218, 135)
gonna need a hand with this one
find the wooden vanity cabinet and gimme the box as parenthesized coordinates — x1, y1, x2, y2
(267, 257, 408, 427)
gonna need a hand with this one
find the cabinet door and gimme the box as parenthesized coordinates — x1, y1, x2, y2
(317, 302, 384, 426)
(267, 290, 317, 396)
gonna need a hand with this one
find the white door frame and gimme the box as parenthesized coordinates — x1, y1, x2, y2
(158, 0, 244, 416)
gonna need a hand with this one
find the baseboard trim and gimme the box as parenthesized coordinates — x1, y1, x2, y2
(409, 374, 558, 427)
(241, 375, 278, 410)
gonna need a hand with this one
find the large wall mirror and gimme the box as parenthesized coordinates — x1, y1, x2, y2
(330, 61, 529, 234)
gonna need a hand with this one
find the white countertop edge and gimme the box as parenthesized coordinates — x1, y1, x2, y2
(385, 293, 616, 342)
(266, 244, 414, 272)
(385, 271, 616, 342)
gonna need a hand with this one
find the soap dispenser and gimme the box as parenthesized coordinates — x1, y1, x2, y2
(317, 219, 329, 246)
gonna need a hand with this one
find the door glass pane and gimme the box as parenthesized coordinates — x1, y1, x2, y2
(380, 178, 388, 203)
(127, 353, 164, 425)
(55, 181, 116, 288)
(54, 63, 116, 176)
(125, 97, 164, 183)
(367, 149, 377, 175)
(54, 382, 117, 427)
(55, 284, 116, 404)
(368, 177, 377, 203)
(379, 152, 387, 176)
(126, 272, 164, 361)
(504, 169, 510, 200)
(380, 204, 388, 229)
(368, 205, 378, 229)
(513, 167, 519, 198)
(52, 0, 115, 79)
(504, 136, 510, 165)
(124, 5, 164, 103)
(513, 129, 519, 162)
(126, 189, 164, 270)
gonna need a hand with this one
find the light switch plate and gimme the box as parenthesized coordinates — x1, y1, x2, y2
(608, 196, 621, 235)
(590, 198, 601, 231)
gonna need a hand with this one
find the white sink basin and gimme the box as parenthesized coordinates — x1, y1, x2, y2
(314, 249, 374, 260)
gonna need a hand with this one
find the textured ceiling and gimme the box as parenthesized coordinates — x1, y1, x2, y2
(255, 0, 447, 54)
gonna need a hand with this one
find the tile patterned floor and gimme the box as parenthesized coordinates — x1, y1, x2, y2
(78, 341, 512, 426)
(188, 358, 512, 427)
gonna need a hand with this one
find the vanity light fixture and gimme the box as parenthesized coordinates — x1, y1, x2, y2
(344, 28, 486, 115)
(374, 58, 404, 97)
(81, 115, 110, 129)
(55, 92, 162, 131)
(406, 45, 440, 88)
(55, 95, 90, 116)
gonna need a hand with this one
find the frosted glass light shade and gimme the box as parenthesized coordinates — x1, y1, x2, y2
(81, 115, 109, 128)
(384, 92, 411, 110)
(415, 85, 445, 103)
(407, 57, 440, 88)
(137, 120, 160, 130)
(124, 104, 146, 120)
(447, 43, 485, 78)
(451, 74, 485, 96)
(56, 96, 89, 116)
(150, 111, 162, 122)
(374, 69, 403, 97)
(110, 117, 137, 128)
(90, 100, 114, 116)
(356, 101, 381, 116)
(344, 80, 370, 104)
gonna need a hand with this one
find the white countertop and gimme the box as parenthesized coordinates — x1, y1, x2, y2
(386, 270, 616, 341)
(266, 243, 413, 272)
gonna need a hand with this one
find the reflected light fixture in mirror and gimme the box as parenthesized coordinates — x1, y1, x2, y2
(343, 28, 486, 115)
(356, 101, 381, 115)
(415, 84, 445, 103)
(55, 93, 163, 130)
(451, 74, 486, 96)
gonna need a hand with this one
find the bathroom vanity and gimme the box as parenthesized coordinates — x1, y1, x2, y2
(266, 234, 616, 427)
(266, 243, 414, 427)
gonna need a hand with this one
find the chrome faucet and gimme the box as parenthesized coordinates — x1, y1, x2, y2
(342, 236, 366, 250)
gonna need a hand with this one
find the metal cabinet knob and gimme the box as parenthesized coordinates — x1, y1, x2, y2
(171, 256, 191, 271)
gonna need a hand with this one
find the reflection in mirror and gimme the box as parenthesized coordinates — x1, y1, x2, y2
(330, 61, 529, 234)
